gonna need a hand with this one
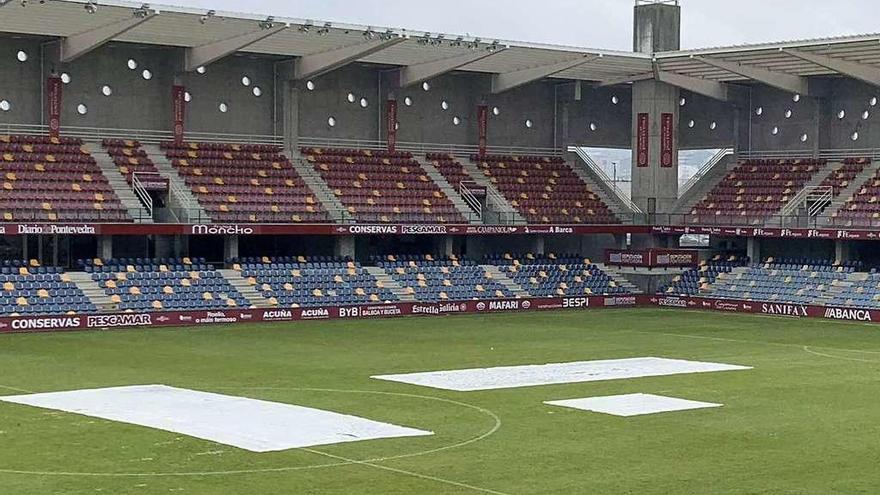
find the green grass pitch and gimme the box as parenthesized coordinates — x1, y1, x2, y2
(1, 309, 879, 494)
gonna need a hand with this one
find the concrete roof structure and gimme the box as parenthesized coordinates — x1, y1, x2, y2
(1, 0, 880, 90)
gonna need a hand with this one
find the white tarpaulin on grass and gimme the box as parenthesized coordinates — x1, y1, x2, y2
(0, 385, 433, 452)
(372, 357, 751, 391)
(545, 393, 723, 417)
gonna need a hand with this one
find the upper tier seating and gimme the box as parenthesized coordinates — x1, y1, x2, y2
(375, 255, 514, 301)
(303, 147, 466, 223)
(0, 135, 130, 222)
(162, 141, 327, 223)
(690, 159, 826, 225)
(819, 159, 871, 196)
(426, 153, 474, 192)
(832, 159, 880, 227)
(488, 253, 627, 297)
(233, 256, 397, 307)
(470, 154, 617, 224)
(692, 258, 865, 307)
(85, 257, 248, 312)
(0, 260, 96, 316)
(658, 255, 749, 296)
(102, 139, 162, 185)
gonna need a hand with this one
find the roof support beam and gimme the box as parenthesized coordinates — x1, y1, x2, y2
(595, 71, 655, 87)
(185, 25, 288, 72)
(655, 69, 734, 102)
(395, 49, 502, 88)
(294, 37, 406, 80)
(491, 55, 600, 94)
(60, 13, 159, 63)
(694, 56, 811, 95)
(782, 48, 880, 87)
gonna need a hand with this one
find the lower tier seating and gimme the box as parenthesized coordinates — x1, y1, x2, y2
(87, 257, 248, 312)
(233, 256, 397, 307)
(375, 255, 513, 302)
(1, 261, 95, 316)
(489, 253, 626, 297)
(658, 256, 749, 296)
(670, 257, 880, 309)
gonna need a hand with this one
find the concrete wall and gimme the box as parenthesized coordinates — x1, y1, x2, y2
(820, 78, 880, 151)
(0, 38, 45, 126)
(633, 3, 681, 53)
(297, 64, 381, 141)
(562, 84, 632, 149)
(678, 90, 736, 150)
(180, 53, 276, 136)
(747, 85, 819, 153)
(486, 81, 556, 149)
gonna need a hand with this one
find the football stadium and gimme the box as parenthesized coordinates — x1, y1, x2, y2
(2, 0, 880, 493)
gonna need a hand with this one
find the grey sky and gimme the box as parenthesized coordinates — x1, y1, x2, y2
(165, 0, 878, 51)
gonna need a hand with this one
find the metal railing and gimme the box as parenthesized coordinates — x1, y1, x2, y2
(679, 148, 734, 198)
(130, 173, 155, 220)
(0, 123, 283, 146)
(779, 185, 833, 218)
(299, 137, 564, 157)
(568, 147, 643, 214)
(458, 181, 483, 222)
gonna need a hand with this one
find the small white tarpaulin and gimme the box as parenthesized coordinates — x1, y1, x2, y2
(0, 385, 433, 452)
(545, 393, 723, 417)
(372, 357, 751, 392)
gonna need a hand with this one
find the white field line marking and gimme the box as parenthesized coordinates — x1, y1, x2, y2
(627, 329, 880, 356)
(0, 384, 36, 394)
(0, 387, 501, 478)
(304, 447, 512, 495)
(802, 346, 880, 364)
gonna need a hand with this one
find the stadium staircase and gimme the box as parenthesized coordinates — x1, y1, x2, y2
(85, 142, 152, 223)
(819, 162, 880, 224)
(594, 264, 643, 294)
(141, 144, 212, 223)
(481, 265, 529, 298)
(218, 269, 271, 308)
(417, 158, 481, 224)
(65, 271, 116, 312)
(456, 156, 526, 224)
(673, 151, 737, 215)
(363, 266, 414, 301)
(568, 151, 641, 222)
(289, 154, 352, 224)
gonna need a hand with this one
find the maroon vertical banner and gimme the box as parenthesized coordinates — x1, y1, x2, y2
(660, 113, 674, 168)
(46, 76, 63, 139)
(386, 99, 398, 152)
(171, 85, 186, 144)
(477, 104, 488, 156)
(636, 113, 649, 168)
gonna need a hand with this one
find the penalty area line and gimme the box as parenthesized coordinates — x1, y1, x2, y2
(303, 447, 512, 495)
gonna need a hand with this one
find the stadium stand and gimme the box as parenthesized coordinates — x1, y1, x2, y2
(0, 260, 96, 316)
(375, 254, 515, 301)
(669, 257, 880, 308)
(426, 153, 474, 192)
(303, 148, 467, 223)
(690, 159, 826, 224)
(819, 159, 871, 196)
(658, 255, 750, 296)
(833, 159, 880, 226)
(0, 135, 130, 222)
(84, 257, 249, 311)
(489, 253, 628, 297)
(232, 256, 397, 307)
(102, 139, 162, 185)
(162, 141, 328, 223)
(470, 154, 617, 224)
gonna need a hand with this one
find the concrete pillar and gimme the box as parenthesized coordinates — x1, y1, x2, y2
(282, 79, 300, 156)
(835, 240, 851, 264)
(440, 236, 454, 258)
(22, 235, 28, 261)
(173, 235, 189, 259)
(747, 237, 761, 264)
(334, 236, 356, 259)
(154, 235, 174, 259)
(613, 233, 628, 250)
(97, 235, 113, 260)
(530, 236, 546, 256)
(631, 1, 681, 214)
(223, 235, 239, 262)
